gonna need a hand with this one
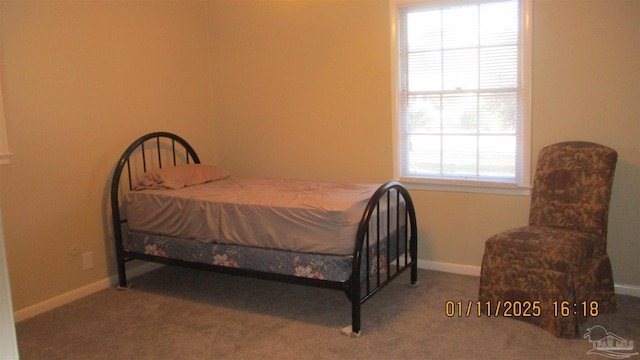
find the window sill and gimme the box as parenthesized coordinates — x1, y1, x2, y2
(399, 178, 531, 196)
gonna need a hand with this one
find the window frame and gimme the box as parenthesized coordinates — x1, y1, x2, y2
(391, 0, 532, 195)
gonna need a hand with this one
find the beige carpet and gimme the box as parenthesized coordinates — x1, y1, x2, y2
(16, 267, 640, 359)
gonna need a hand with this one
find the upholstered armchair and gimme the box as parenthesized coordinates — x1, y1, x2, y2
(479, 141, 618, 338)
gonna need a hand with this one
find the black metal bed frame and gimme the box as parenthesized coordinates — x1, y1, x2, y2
(110, 132, 418, 335)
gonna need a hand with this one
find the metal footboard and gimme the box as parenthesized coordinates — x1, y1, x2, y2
(348, 181, 418, 335)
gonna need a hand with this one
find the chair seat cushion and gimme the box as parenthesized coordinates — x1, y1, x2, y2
(484, 226, 600, 272)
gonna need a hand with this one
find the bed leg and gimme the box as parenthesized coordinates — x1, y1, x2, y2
(341, 296, 362, 337)
(352, 302, 361, 335)
(410, 234, 418, 285)
(341, 300, 361, 337)
(340, 325, 361, 338)
(411, 261, 418, 286)
(341, 280, 362, 337)
(116, 257, 129, 289)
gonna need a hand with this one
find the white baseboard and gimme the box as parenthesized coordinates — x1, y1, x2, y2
(417, 260, 640, 298)
(13, 262, 163, 323)
(614, 283, 640, 298)
(418, 259, 481, 276)
(13, 259, 640, 323)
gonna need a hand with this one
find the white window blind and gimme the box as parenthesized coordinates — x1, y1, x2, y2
(398, 0, 528, 188)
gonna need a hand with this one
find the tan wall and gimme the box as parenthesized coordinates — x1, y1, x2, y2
(209, 1, 395, 183)
(0, 1, 217, 311)
(532, 0, 639, 287)
(0, 0, 638, 313)
(209, 0, 640, 286)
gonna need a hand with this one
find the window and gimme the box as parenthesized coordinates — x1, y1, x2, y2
(396, 0, 531, 193)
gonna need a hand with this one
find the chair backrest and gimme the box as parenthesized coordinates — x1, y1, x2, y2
(529, 141, 617, 242)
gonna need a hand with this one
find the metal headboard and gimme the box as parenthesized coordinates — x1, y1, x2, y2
(110, 132, 201, 285)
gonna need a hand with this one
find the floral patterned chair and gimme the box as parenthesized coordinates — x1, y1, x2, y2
(479, 141, 618, 338)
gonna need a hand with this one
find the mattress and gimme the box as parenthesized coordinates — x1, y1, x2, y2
(124, 178, 382, 256)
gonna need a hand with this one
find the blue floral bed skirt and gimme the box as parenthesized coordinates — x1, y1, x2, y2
(125, 229, 408, 283)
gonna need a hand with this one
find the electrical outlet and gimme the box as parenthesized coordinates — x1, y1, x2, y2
(82, 252, 93, 270)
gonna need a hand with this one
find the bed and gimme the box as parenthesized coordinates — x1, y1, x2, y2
(110, 132, 418, 335)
